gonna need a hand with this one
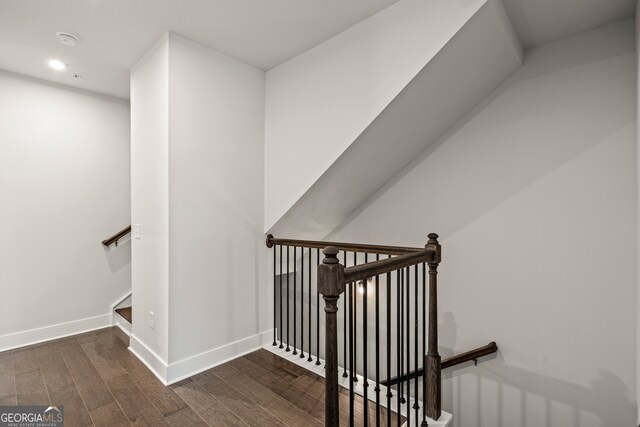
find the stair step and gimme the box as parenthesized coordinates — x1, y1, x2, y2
(115, 307, 132, 323)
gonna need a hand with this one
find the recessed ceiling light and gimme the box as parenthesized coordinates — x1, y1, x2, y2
(48, 59, 66, 71)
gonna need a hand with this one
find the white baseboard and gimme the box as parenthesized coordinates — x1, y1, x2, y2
(113, 314, 132, 337)
(0, 313, 112, 352)
(165, 329, 273, 384)
(264, 343, 453, 426)
(128, 329, 274, 385)
(129, 334, 169, 385)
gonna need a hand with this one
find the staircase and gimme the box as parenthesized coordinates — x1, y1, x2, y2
(265, 234, 498, 426)
(103, 226, 133, 332)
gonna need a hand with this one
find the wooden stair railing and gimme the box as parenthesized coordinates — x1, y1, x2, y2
(102, 225, 131, 247)
(267, 233, 497, 426)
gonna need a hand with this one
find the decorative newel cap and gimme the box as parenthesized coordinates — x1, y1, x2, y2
(323, 246, 339, 264)
(427, 233, 439, 245)
(266, 234, 274, 248)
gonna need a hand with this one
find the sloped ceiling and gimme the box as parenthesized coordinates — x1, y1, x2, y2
(267, 0, 523, 239)
(502, 0, 635, 48)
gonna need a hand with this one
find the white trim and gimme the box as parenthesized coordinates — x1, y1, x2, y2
(128, 329, 274, 386)
(129, 334, 169, 385)
(113, 314, 132, 337)
(264, 344, 453, 427)
(165, 330, 273, 384)
(0, 313, 112, 352)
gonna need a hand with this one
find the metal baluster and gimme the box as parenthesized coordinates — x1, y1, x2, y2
(349, 280, 355, 427)
(422, 262, 427, 427)
(363, 253, 368, 427)
(300, 248, 305, 358)
(404, 267, 411, 426)
(396, 269, 401, 427)
(316, 249, 321, 365)
(375, 253, 380, 426)
(293, 247, 298, 355)
(273, 245, 277, 346)
(400, 268, 405, 405)
(386, 268, 392, 427)
(414, 264, 420, 422)
(286, 246, 290, 352)
(308, 248, 313, 362)
(343, 251, 348, 378)
(353, 251, 358, 383)
(280, 245, 284, 349)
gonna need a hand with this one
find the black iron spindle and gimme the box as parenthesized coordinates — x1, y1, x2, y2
(422, 262, 427, 427)
(400, 267, 405, 405)
(286, 245, 290, 352)
(308, 248, 313, 362)
(343, 251, 348, 378)
(273, 245, 277, 346)
(386, 268, 392, 426)
(300, 248, 304, 358)
(406, 267, 410, 427)
(414, 264, 419, 421)
(396, 268, 401, 427)
(293, 247, 298, 355)
(280, 245, 284, 349)
(349, 280, 355, 427)
(353, 251, 358, 383)
(316, 249, 321, 365)
(375, 253, 380, 426)
(363, 253, 368, 427)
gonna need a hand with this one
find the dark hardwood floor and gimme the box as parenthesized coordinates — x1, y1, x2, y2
(0, 327, 402, 426)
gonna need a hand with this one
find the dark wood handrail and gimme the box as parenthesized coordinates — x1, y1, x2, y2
(266, 234, 424, 256)
(102, 225, 131, 247)
(344, 248, 436, 283)
(381, 341, 499, 386)
(442, 341, 498, 369)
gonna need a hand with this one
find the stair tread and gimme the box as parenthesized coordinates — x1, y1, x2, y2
(115, 307, 132, 323)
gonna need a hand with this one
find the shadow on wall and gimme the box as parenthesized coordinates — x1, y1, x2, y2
(105, 236, 131, 273)
(324, 20, 636, 427)
(439, 312, 636, 427)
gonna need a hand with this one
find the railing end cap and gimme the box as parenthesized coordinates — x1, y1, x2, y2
(266, 234, 274, 248)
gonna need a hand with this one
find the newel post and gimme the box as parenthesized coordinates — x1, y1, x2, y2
(425, 233, 442, 422)
(317, 246, 345, 427)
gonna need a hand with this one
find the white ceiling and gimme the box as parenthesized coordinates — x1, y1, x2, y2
(0, 0, 635, 99)
(502, 0, 636, 48)
(0, 0, 401, 99)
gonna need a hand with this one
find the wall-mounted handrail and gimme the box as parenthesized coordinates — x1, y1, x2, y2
(381, 341, 500, 386)
(102, 225, 131, 247)
(266, 234, 424, 256)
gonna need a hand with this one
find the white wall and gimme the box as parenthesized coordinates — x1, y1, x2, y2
(167, 34, 267, 366)
(329, 20, 637, 426)
(0, 71, 131, 350)
(130, 35, 170, 368)
(264, 0, 486, 232)
(130, 33, 268, 383)
(636, 2, 640, 423)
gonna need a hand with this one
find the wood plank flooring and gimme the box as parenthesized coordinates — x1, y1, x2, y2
(0, 327, 403, 426)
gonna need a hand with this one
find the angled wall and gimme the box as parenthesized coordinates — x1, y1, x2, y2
(265, 0, 522, 237)
(329, 20, 637, 426)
